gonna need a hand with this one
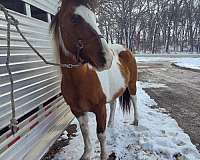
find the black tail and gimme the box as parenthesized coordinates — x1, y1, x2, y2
(119, 88, 131, 113)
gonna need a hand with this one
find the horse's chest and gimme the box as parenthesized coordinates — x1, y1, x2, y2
(96, 58, 126, 102)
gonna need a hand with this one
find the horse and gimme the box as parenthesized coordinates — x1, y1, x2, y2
(50, 0, 138, 159)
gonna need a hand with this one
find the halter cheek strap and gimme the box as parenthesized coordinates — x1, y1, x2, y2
(76, 40, 84, 62)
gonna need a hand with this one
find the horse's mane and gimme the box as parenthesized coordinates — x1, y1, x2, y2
(50, 10, 60, 55)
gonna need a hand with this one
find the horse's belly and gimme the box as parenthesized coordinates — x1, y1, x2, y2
(96, 56, 126, 102)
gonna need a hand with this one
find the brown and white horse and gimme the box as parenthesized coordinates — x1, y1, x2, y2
(50, 0, 138, 159)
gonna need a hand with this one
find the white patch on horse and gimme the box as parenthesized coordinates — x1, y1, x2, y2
(75, 5, 113, 69)
(58, 27, 70, 56)
(131, 95, 139, 125)
(108, 101, 117, 128)
(75, 5, 100, 34)
(96, 53, 126, 102)
(109, 44, 127, 54)
(97, 132, 107, 159)
(77, 114, 92, 159)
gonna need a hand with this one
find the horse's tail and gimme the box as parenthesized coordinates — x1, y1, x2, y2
(119, 88, 131, 114)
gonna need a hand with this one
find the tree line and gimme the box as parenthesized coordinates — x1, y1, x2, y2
(97, 0, 200, 53)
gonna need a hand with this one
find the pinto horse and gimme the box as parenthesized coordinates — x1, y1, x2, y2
(50, 0, 138, 159)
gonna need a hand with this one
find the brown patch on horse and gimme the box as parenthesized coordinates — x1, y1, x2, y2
(118, 61, 130, 86)
(118, 50, 136, 86)
(118, 50, 137, 113)
(60, 54, 106, 117)
(119, 50, 137, 95)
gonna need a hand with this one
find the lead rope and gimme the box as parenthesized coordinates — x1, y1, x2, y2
(0, 4, 80, 134)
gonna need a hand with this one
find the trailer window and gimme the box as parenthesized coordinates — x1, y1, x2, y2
(30, 5, 48, 22)
(0, 0, 26, 15)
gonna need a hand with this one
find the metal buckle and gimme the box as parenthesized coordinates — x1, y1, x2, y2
(68, 64, 73, 68)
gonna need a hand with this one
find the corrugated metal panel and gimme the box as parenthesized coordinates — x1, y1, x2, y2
(0, 8, 63, 130)
(0, 3, 73, 159)
(22, 0, 60, 15)
(0, 98, 74, 160)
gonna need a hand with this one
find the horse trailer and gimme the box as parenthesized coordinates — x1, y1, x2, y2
(0, 0, 74, 159)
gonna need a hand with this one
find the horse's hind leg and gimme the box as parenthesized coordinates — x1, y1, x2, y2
(77, 113, 92, 160)
(108, 100, 117, 128)
(95, 104, 107, 160)
(120, 51, 138, 126)
(131, 95, 138, 126)
(129, 82, 139, 126)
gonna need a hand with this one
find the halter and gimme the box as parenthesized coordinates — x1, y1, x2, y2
(62, 33, 106, 69)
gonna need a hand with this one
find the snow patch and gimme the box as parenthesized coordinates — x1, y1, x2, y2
(140, 82, 168, 89)
(173, 58, 200, 70)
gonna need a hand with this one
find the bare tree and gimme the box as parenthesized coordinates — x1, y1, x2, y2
(97, 0, 200, 53)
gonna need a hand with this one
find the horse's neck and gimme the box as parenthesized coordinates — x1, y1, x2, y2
(59, 50, 77, 65)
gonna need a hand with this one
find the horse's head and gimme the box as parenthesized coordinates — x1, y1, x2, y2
(51, 0, 113, 71)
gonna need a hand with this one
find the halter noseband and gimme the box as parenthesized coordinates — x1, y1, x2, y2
(71, 34, 105, 67)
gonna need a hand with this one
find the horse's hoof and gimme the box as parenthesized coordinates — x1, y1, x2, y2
(100, 154, 108, 160)
(132, 120, 139, 126)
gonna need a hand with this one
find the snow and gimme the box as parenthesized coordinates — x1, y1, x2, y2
(173, 58, 200, 70)
(53, 82, 200, 160)
(136, 56, 200, 71)
(136, 57, 175, 62)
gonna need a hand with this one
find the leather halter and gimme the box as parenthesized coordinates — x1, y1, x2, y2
(62, 33, 105, 69)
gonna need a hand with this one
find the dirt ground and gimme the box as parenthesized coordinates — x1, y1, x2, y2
(138, 60, 200, 151)
(42, 124, 78, 160)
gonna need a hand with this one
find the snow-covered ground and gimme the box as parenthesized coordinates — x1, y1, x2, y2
(136, 57, 200, 71)
(173, 58, 200, 70)
(53, 82, 200, 160)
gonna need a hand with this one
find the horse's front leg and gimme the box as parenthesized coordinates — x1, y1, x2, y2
(77, 113, 92, 160)
(95, 104, 107, 160)
(108, 100, 116, 128)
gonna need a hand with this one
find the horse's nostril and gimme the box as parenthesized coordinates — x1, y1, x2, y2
(101, 51, 106, 55)
(99, 54, 106, 65)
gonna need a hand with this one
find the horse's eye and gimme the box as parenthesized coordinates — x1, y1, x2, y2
(71, 15, 82, 24)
